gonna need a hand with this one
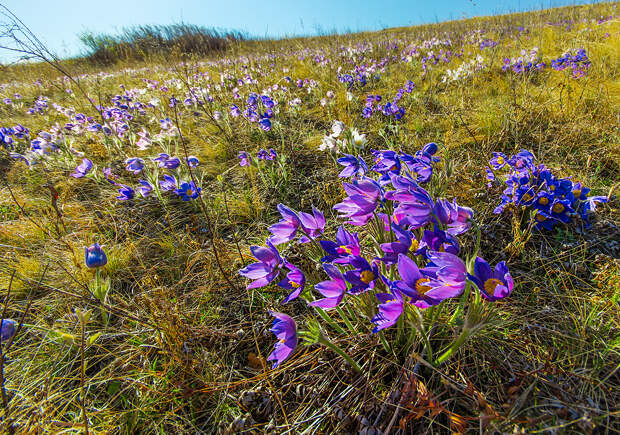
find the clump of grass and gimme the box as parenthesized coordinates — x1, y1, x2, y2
(78, 23, 246, 65)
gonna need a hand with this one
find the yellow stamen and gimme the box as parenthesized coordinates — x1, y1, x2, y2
(536, 213, 547, 222)
(415, 278, 432, 295)
(552, 203, 564, 214)
(339, 245, 352, 254)
(497, 156, 504, 165)
(572, 189, 581, 198)
(360, 270, 375, 284)
(538, 197, 549, 206)
(484, 278, 503, 294)
(289, 280, 300, 288)
(409, 239, 419, 252)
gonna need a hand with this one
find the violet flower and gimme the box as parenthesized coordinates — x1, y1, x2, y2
(278, 262, 306, 304)
(308, 264, 348, 309)
(468, 257, 513, 301)
(239, 240, 284, 289)
(268, 204, 301, 245)
(267, 311, 297, 368)
(71, 158, 93, 178)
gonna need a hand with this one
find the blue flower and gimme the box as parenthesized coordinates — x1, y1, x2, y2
(116, 185, 135, 200)
(175, 181, 201, 201)
(85, 242, 107, 268)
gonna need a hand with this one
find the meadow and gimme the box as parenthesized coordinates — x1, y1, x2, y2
(0, 2, 618, 433)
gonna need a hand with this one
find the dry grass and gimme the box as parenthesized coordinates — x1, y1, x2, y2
(0, 2, 618, 434)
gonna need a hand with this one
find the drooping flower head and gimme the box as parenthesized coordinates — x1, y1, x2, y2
(337, 154, 367, 178)
(298, 206, 325, 243)
(267, 311, 297, 368)
(278, 262, 306, 304)
(71, 158, 93, 178)
(0, 319, 17, 344)
(159, 174, 177, 191)
(372, 281, 406, 332)
(124, 157, 145, 174)
(116, 185, 135, 201)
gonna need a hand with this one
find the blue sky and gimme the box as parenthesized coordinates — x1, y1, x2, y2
(0, 0, 592, 61)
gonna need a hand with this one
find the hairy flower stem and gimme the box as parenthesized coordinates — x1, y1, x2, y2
(314, 307, 346, 335)
(317, 335, 362, 373)
(80, 320, 89, 435)
(433, 327, 470, 366)
(336, 306, 356, 334)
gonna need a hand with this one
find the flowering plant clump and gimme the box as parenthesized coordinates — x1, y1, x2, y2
(362, 80, 415, 120)
(502, 47, 545, 73)
(319, 120, 368, 155)
(487, 149, 609, 231)
(550, 48, 591, 78)
(238, 148, 289, 188)
(241, 138, 515, 371)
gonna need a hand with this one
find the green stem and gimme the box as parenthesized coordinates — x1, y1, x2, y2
(318, 335, 362, 372)
(434, 328, 470, 366)
(336, 306, 356, 334)
(314, 307, 346, 335)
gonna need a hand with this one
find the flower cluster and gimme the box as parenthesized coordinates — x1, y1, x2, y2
(487, 149, 609, 230)
(241, 139, 513, 369)
(550, 48, 591, 78)
(0, 124, 29, 150)
(319, 120, 368, 154)
(230, 93, 276, 131)
(502, 47, 545, 73)
(362, 80, 415, 120)
(443, 55, 485, 83)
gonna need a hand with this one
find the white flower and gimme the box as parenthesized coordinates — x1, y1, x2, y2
(350, 129, 367, 149)
(346, 92, 354, 101)
(319, 135, 337, 151)
(320, 98, 327, 107)
(326, 90, 335, 99)
(213, 111, 222, 121)
(331, 120, 345, 137)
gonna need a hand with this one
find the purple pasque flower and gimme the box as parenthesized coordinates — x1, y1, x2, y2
(432, 199, 474, 235)
(416, 228, 460, 258)
(387, 173, 434, 213)
(468, 257, 513, 301)
(489, 152, 507, 170)
(239, 240, 284, 289)
(333, 177, 383, 226)
(399, 154, 433, 183)
(116, 184, 135, 200)
(175, 181, 201, 201)
(103, 167, 117, 185)
(320, 226, 361, 264)
(337, 154, 368, 178)
(344, 256, 380, 294)
(238, 151, 250, 167)
(533, 209, 555, 231)
(371, 284, 406, 332)
(153, 153, 181, 169)
(85, 242, 107, 268)
(0, 319, 17, 343)
(392, 254, 443, 309)
(71, 158, 93, 178)
(159, 174, 177, 191)
(258, 117, 272, 131)
(124, 157, 145, 174)
(421, 251, 467, 305)
(298, 206, 325, 243)
(422, 142, 438, 156)
(549, 197, 573, 223)
(186, 156, 200, 167)
(372, 150, 401, 184)
(308, 264, 348, 309)
(257, 149, 269, 160)
(278, 262, 306, 304)
(268, 204, 301, 245)
(267, 311, 297, 368)
(379, 223, 418, 264)
(137, 180, 153, 197)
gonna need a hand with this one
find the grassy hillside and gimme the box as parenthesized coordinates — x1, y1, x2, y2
(0, 2, 618, 433)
